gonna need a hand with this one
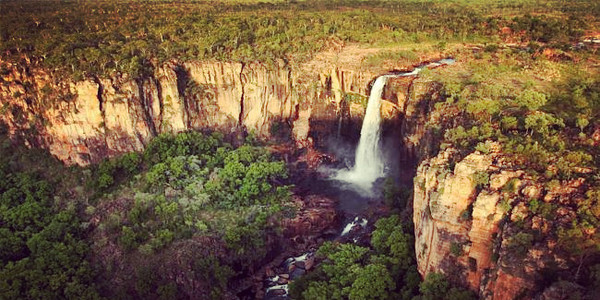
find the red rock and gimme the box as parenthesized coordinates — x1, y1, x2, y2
(487, 268, 532, 300)
(280, 195, 337, 238)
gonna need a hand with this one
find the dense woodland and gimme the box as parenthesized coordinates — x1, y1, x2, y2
(1, 0, 600, 299)
(0, 129, 292, 298)
(0, 0, 597, 82)
(0, 128, 475, 299)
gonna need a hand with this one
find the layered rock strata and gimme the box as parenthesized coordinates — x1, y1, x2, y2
(0, 60, 379, 165)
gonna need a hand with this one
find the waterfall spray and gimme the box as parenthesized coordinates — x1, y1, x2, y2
(332, 58, 455, 196)
(334, 75, 389, 193)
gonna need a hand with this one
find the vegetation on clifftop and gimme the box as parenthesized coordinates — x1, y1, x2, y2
(0, 0, 597, 82)
(418, 43, 600, 296)
(0, 0, 599, 298)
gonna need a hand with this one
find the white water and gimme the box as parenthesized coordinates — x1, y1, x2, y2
(340, 216, 368, 236)
(266, 284, 289, 293)
(333, 58, 456, 196)
(334, 75, 390, 194)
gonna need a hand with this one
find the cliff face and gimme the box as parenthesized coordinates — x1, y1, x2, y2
(393, 72, 592, 298)
(413, 147, 504, 290)
(412, 141, 587, 299)
(4, 51, 574, 298)
(0, 59, 378, 165)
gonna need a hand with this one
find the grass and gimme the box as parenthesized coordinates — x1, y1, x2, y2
(363, 49, 419, 68)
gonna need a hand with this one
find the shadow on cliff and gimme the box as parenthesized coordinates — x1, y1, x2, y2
(289, 112, 413, 216)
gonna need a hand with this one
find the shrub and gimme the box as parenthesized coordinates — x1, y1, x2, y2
(501, 116, 518, 131)
(506, 232, 534, 257)
(450, 242, 464, 256)
(473, 171, 490, 189)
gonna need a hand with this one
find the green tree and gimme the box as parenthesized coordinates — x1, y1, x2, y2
(419, 273, 449, 299)
(515, 90, 547, 111)
(349, 263, 395, 300)
(524, 112, 564, 136)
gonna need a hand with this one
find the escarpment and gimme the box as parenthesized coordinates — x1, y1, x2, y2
(0, 58, 381, 165)
(397, 71, 597, 298)
(2, 51, 593, 300)
(411, 143, 594, 298)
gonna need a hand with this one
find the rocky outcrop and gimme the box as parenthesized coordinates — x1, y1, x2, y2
(280, 195, 338, 239)
(413, 142, 590, 299)
(414, 147, 498, 287)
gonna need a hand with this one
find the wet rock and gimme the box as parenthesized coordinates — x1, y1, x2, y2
(265, 276, 277, 288)
(264, 282, 289, 300)
(303, 256, 315, 270)
(270, 289, 287, 296)
(290, 267, 306, 280)
(296, 260, 307, 269)
(277, 277, 289, 285)
(287, 263, 296, 274)
(264, 287, 288, 300)
(281, 195, 338, 238)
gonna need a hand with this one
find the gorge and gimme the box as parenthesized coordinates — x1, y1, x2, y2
(2, 50, 580, 299)
(333, 58, 455, 197)
(1, 1, 599, 299)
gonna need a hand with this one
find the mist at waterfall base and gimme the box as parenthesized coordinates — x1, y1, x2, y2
(332, 75, 389, 195)
(324, 58, 456, 201)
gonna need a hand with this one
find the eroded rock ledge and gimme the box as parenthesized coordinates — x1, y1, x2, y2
(413, 142, 588, 299)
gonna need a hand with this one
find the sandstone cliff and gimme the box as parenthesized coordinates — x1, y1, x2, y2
(0, 45, 448, 165)
(5, 48, 574, 299)
(389, 65, 596, 298)
(412, 141, 591, 299)
(0, 57, 381, 165)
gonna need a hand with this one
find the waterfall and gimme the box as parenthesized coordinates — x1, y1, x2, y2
(334, 75, 389, 193)
(332, 58, 455, 196)
(352, 76, 388, 179)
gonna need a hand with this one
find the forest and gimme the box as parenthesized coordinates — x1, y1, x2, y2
(1, 0, 600, 299)
(0, 128, 477, 299)
(0, 0, 595, 82)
